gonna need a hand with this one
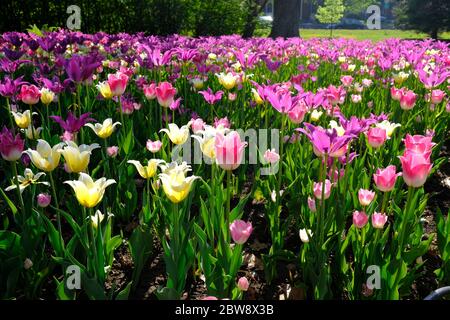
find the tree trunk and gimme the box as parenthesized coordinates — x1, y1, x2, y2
(270, 0, 301, 38)
(430, 29, 438, 40)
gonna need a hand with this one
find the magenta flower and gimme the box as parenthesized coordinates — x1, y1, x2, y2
(0, 76, 26, 98)
(214, 131, 247, 171)
(18, 84, 41, 105)
(64, 54, 101, 83)
(367, 127, 387, 148)
(107, 72, 129, 96)
(229, 220, 253, 244)
(0, 126, 24, 161)
(297, 123, 352, 158)
(199, 87, 223, 105)
(372, 212, 388, 229)
(358, 189, 375, 207)
(373, 165, 401, 192)
(399, 152, 432, 188)
(50, 112, 95, 133)
(353, 211, 369, 228)
(313, 179, 332, 200)
(400, 90, 417, 110)
(265, 88, 298, 114)
(155, 81, 177, 108)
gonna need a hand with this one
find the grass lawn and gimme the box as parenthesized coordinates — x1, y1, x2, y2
(255, 28, 450, 41)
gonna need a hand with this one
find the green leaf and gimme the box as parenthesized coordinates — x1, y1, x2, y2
(0, 188, 18, 216)
(116, 282, 132, 300)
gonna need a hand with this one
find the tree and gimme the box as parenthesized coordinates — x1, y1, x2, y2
(394, 0, 450, 39)
(315, 0, 345, 38)
(270, 0, 301, 38)
(242, 0, 270, 38)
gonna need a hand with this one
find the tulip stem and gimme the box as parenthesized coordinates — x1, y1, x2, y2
(226, 170, 232, 229)
(6, 98, 15, 130)
(11, 161, 26, 223)
(119, 97, 125, 134)
(49, 171, 63, 250)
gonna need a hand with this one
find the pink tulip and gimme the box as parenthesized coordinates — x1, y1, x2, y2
(430, 89, 445, 104)
(403, 134, 434, 158)
(263, 149, 280, 164)
(107, 72, 128, 96)
(155, 81, 177, 108)
(399, 152, 432, 188)
(287, 104, 307, 124)
(190, 118, 205, 134)
(237, 277, 249, 291)
(229, 220, 253, 244)
(313, 179, 332, 200)
(143, 83, 157, 100)
(373, 165, 401, 192)
(215, 131, 247, 171)
(351, 94, 362, 103)
(0, 127, 24, 161)
(367, 127, 387, 148)
(107, 146, 119, 158)
(390, 87, 403, 101)
(214, 117, 230, 129)
(146, 139, 163, 153)
(307, 196, 316, 213)
(353, 211, 369, 228)
(372, 212, 388, 229)
(37, 193, 51, 208)
(400, 90, 417, 110)
(19, 84, 41, 105)
(358, 189, 375, 207)
(340, 75, 354, 87)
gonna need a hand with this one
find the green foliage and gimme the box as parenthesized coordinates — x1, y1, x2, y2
(393, 0, 450, 38)
(315, 0, 345, 25)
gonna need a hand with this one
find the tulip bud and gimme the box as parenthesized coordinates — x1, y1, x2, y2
(371, 212, 388, 229)
(358, 189, 375, 207)
(353, 211, 369, 228)
(229, 220, 253, 244)
(37, 193, 51, 208)
(299, 228, 312, 243)
(24, 258, 33, 270)
(237, 277, 249, 291)
(107, 146, 119, 158)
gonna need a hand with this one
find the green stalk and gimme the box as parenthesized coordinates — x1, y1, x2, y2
(49, 170, 64, 250)
(11, 161, 26, 223)
(6, 98, 15, 130)
(226, 169, 232, 230)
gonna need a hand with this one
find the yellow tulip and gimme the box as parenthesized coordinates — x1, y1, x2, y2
(251, 88, 263, 105)
(375, 120, 401, 138)
(127, 159, 165, 179)
(192, 125, 229, 160)
(191, 78, 204, 90)
(160, 123, 190, 145)
(96, 81, 113, 100)
(59, 141, 100, 173)
(64, 173, 116, 208)
(23, 125, 42, 140)
(25, 139, 64, 172)
(159, 162, 198, 203)
(329, 120, 345, 137)
(12, 110, 35, 129)
(40, 88, 55, 105)
(216, 72, 238, 90)
(310, 110, 323, 122)
(85, 118, 121, 139)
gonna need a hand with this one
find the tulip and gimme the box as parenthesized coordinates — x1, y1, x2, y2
(353, 211, 369, 228)
(190, 78, 204, 90)
(399, 152, 432, 188)
(107, 72, 128, 96)
(399, 90, 417, 110)
(367, 127, 387, 148)
(288, 104, 307, 124)
(299, 228, 312, 243)
(40, 88, 55, 105)
(430, 89, 445, 104)
(390, 87, 403, 101)
(23, 125, 42, 140)
(37, 193, 51, 208)
(24, 258, 33, 270)
(85, 118, 121, 139)
(199, 88, 223, 105)
(106, 146, 119, 158)
(214, 117, 231, 129)
(237, 277, 249, 291)
(158, 162, 199, 203)
(230, 219, 253, 244)
(358, 189, 375, 206)
(313, 179, 332, 200)
(128, 159, 165, 179)
(251, 88, 264, 105)
(351, 94, 362, 103)
(146, 139, 163, 153)
(12, 110, 35, 129)
(143, 83, 157, 99)
(375, 120, 401, 138)
(373, 165, 401, 192)
(214, 131, 247, 171)
(307, 196, 316, 213)
(371, 212, 388, 229)
(160, 123, 190, 145)
(216, 72, 238, 90)
(0, 126, 24, 161)
(190, 118, 205, 134)
(90, 210, 105, 229)
(155, 81, 177, 108)
(263, 148, 280, 164)
(310, 109, 323, 121)
(50, 112, 94, 134)
(19, 84, 41, 105)
(58, 141, 100, 173)
(340, 75, 353, 87)
(403, 134, 434, 156)
(96, 81, 113, 99)
(64, 173, 116, 208)
(5, 168, 49, 194)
